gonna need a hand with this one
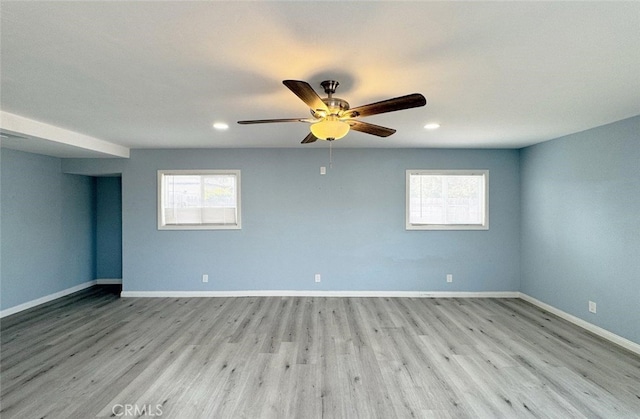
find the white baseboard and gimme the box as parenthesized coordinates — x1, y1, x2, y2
(418, 291, 519, 298)
(519, 293, 640, 356)
(0, 280, 97, 318)
(120, 290, 520, 298)
(96, 278, 122, 285)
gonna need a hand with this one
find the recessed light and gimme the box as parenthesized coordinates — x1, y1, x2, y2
(212, 122, 229, 130)
(424, 123, 440, 130)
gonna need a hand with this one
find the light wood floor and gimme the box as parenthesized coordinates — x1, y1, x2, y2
(1, 286, 639, 418)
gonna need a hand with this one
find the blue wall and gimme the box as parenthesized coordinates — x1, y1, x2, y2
(520, 116, 640, 344)
(0, 148, 96, 311)
(96, 176, 122, 279)
(64, 148, 521, 293)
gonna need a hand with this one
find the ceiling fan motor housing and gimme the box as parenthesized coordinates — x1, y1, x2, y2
(312, 97, 350, 118)
(317, 80, 351, 116)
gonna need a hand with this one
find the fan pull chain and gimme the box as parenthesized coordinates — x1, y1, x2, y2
(329, 141, 333, 169)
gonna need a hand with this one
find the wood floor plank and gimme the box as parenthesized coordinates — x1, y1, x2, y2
(259, 297, 292, 354)
(317, 302, 343, 419)
(296, 297, 320, 365)
(326, 297, 354, 355)
(260, 341, 298, 418)
(1, 287, 639, 418)
(200, 332, 265, 418)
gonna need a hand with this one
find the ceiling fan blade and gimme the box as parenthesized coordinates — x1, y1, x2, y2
(344, 93, 426, 118)
(237, 118, 309, 124)
(283, 80, 328, 112)
(301, 132, 318, 144)
(347, 120, 396, 137)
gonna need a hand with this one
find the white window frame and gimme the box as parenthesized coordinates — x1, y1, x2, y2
(157, 170, 241, 230)
(406, 170, 489, 230)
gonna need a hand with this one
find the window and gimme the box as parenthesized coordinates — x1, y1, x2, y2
(158, 170, 241, 230)
(406, 170, 488, 230)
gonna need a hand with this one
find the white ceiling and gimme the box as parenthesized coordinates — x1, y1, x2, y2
(1, 1, 639, 158)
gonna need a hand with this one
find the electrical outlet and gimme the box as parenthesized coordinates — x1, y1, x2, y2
(202, 274, 209, 283)
(315, 274, 321, 283)
(589, 301, 596, 313)
(446, 274, 453, 283)
(320, 166, 326, 175)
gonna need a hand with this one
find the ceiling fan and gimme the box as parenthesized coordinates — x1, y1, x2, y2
(238, 80, 427, 144)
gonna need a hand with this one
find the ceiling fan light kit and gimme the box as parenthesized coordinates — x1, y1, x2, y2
(310, 116, 350, 140)
(238, 79, 426, 144)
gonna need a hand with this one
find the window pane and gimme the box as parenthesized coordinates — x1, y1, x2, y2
(203, 175, 236, 208)
(407, 171, 487, 230)
(159, 171, 240, 230)
(444, 176, 483, 224)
